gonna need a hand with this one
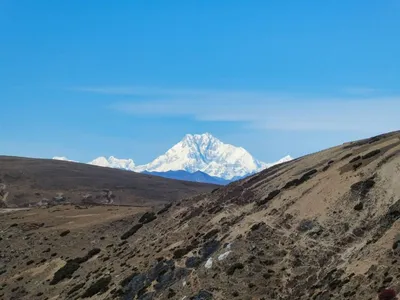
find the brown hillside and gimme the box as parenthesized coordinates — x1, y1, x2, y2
(0, 156, 217, 208)
(1, 131, 400, 300)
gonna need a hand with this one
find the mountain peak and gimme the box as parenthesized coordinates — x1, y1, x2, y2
(184, 132, 213, 138)
(88, 156, 135, 170)
(56, 133, 292, 181)
(52, 156, 76, 162)
(279, 155, 293, 162)
(181, 132, 218, 144)
(135, 133, 290, 180)
(179, 133, 222, 152)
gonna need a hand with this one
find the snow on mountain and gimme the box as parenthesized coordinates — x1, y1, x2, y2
(134, 133, 292, 180)
(52, 156, 77, 162)
(53, 134, 292, 181)
(261, 155, 293, 169)
(88, 156, 135, 170)
(234, 155, 294, 179)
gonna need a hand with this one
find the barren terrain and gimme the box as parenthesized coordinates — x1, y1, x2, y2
(0, 156, 216, 208)
(2, 131, 400, 299)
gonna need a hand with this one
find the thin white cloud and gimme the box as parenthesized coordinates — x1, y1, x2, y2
(342, 87, 380, 95)
(72, 86, 293, 99)
(77, 86, 400, 133)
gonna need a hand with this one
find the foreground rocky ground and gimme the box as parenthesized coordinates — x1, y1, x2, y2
(2, 131, 400, 299)
(0, 205, 150, 299)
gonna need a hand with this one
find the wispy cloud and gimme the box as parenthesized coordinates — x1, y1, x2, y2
(76, 86, 400, 133)
(341, 86, 380, 95)
(71, 86, 290, 99)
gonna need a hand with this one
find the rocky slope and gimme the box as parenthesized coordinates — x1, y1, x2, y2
(2, 131, 400, 300)
(0, 156, 216, 208)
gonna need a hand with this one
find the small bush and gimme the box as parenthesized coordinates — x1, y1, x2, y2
(362, 149, 381, 160)
(378, 289, 397, 300)
(50, 248, 101, 285)
(60, 230, 70, 237)
(349, 156, 361, 163)
(139, 212, 157, 224)
(67, 282, 85, 296)
(121, 224, 143, 240)
(50, 260, 80, 285)
(81, 276, 111, 298)
(226, 262, 244, 275)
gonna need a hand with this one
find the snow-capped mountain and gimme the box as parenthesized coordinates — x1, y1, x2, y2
(88, 156, 135, 171)
(262, 155, 293, 168)
(134, 133, 292, 180)
(52, 156, 77, 162)
(52, 133, 292, 182)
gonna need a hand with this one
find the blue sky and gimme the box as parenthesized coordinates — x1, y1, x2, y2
(1, 1, 399, 164)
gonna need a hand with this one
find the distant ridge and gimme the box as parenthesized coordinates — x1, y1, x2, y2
(134, 133, 292, 180)
(88, 156, 135, 170)
(0, 155, 216, 208)
(54, 133, 292, 182)
(143, 170, 231, 185)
